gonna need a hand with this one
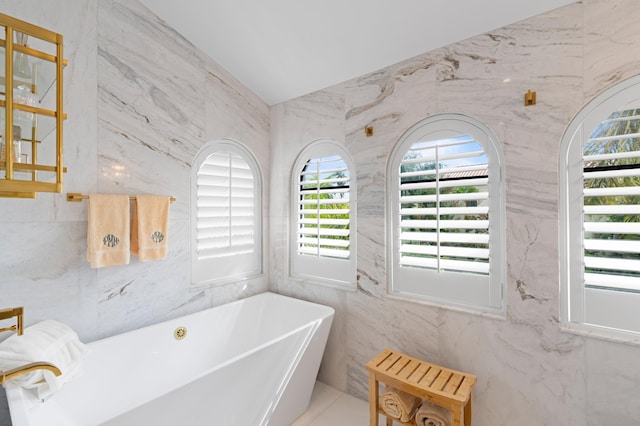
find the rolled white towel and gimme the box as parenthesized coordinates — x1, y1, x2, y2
(415, 400, 451, 426)
(0, 320, 89, 399)
(380, 386, 421, 423)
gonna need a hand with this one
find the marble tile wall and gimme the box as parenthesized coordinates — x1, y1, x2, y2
(0, 0, 270, 344)
(270, 0, 640, 424)
(0, 0, 100, 340)
(2, 0, 640, 424)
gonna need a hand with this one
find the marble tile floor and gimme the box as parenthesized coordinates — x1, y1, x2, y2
(293, 381, 400, 426)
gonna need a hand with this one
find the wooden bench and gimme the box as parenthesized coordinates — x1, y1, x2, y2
(366, 348, 476, 426)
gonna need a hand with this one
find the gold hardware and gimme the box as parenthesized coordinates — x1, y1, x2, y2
(0, 361, 62, 385)
(0, 306, 24, 335)
(524, 90, 536, 106)
(0, 13, 67, 198)
(0, 191, 35, 198)
(364, 126, 374, 137)
(66, 193, 176, 203)
(174, 326, 187, 340)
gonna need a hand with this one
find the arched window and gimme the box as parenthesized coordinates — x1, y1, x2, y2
(290, 140, 356, 287)
(561, 75, 640, 339)
(191, 139, 262, 286)
(388, 114, 505, 313)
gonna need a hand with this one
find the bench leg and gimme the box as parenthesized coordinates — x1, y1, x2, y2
(464, 394, 473, 426)
(368, 373, 379, 426)
(451, 404, 463, 426)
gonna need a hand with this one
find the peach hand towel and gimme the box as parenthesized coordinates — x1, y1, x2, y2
(380, 386, 421, 423)
(131, 195, 170, 261)
(87, 194, 130, 268)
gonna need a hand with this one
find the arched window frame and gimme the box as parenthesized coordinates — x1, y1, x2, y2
(387, 113, 505, 314)
(290, 139, 357, 289)
(191, 139, 263, 286)
(560, 75, 640, 341)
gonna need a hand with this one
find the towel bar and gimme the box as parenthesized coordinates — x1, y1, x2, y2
(66, 193, 176, 203)
(0, 307, 24, 335)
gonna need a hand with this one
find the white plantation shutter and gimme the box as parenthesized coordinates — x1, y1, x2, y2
(582, 110, 640, 292)
(297, 155, 351, 259)
(389, 115, 504, 313)
(191, 141, 262, 286)
(196, 152, 254, 259)
(398, 135, 490, 275)
(291, 140, 356, 287)
(561, 75, 640, 339)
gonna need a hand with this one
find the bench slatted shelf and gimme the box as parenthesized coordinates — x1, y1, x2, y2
(366, 348, 476, 426)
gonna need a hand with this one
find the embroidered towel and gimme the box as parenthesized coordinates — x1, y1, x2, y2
(87, 194, 130, 268)
(131, 195, 170, 261)
(0, 320, 90, 400)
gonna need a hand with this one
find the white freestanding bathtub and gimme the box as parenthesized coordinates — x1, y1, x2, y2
(4, 292, 334, 426)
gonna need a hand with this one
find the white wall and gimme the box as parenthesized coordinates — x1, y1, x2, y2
(0, 0, 270, 342)
(270, 1, 640, 424)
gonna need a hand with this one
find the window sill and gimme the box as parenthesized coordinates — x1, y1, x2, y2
(289, 274, 357, 293)
(560, 321, 640, 347)
(386, 290, 506, 320)
(190, 272, 264, 291)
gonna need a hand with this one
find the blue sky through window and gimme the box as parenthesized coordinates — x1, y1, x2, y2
(405, 135, 488, 171)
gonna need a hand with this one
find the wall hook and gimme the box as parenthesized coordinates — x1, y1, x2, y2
(364, 126, 373, 137)
(524, 90, 536, 106)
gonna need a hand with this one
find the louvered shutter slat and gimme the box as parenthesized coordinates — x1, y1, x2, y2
(398, 256, 489, 274)
(299, 208, 350, 215)
(584, 205, 640, 215)
(584, 239, 640, 253)
(297, 237, 350, 248)
(400, 219, 489, 230)
(398, 206, 489, 216)
(298, 246, 350, 259)
(584, 168, 640, 179)
(585, 256, 640, 273)
(300, 187, 349, 195)
(400, 231, 489, 244)
(400, 244, 489, 259)
(586, 132, 640, 143)
(584, 151, 640, 162)
(400, 193, 488, 204)
(584, 222, 640, 234)
(299, 227, 350, 237)
(298, 218, 350, 226)
(300, 197, 349, 206)
(584, 186, 640, 197)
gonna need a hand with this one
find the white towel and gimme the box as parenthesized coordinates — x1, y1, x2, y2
(415, 400, 451, 426)
(0, 320, 89, 399)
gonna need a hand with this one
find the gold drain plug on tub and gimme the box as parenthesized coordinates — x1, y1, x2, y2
(174, 326, 187, 340)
